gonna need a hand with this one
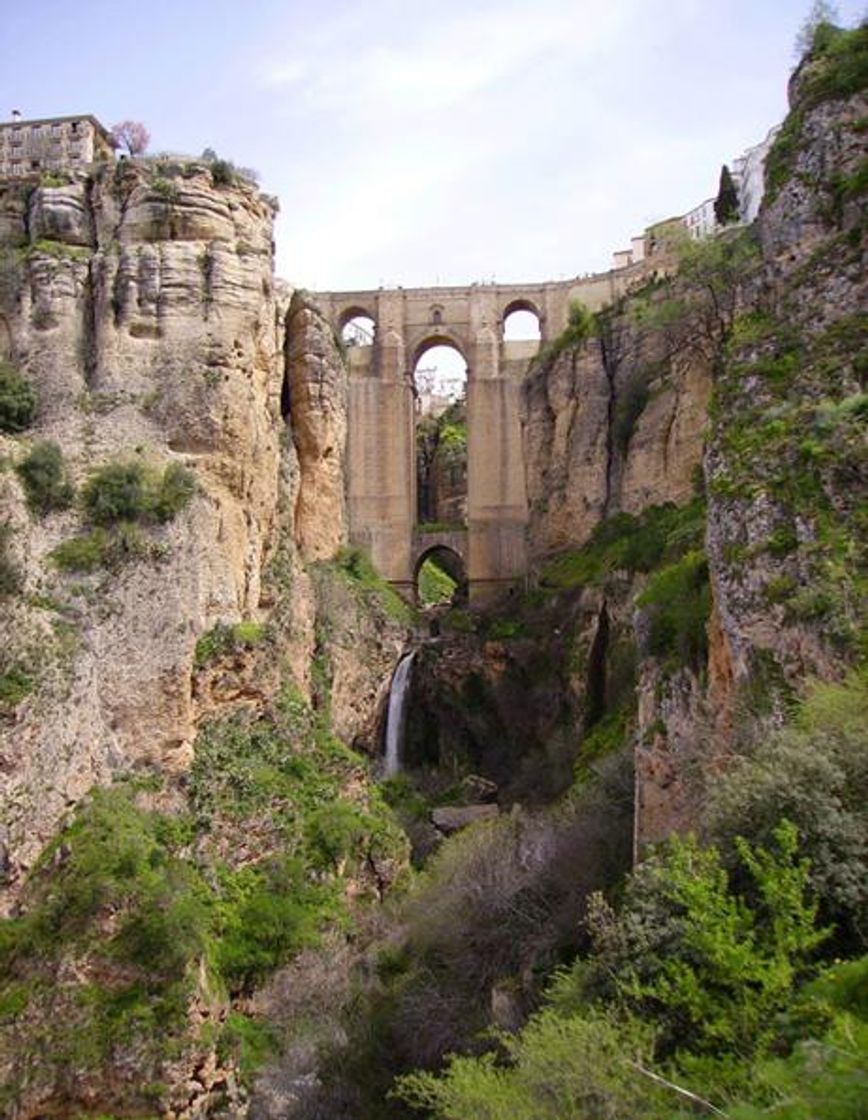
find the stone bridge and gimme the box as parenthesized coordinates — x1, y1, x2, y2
(313, 267, 648, 600)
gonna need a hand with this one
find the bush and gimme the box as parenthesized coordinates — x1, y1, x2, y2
(395, 1009, 667, 1120)
(580, 822, 828, 1064)
(0, 522, 21, 596)
(194, 619, 265, 666)
(708, 674, 868, 950)
(210, 158, 236, 187)
(15, 441, 74, 515)
(0, 665, 34, 709)
(50, 529, 110, 571)
(212, 858, 325, 992)
(0, 362, 37, 432)
(82, 460, 195, 526)
(540, 500, 705, 591)
(636, 549, 710, 669)
(82, 462, 149, 525)
(151, 461, 196, 521)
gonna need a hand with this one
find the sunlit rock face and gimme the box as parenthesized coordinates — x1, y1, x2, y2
(0, 164, 285, 889)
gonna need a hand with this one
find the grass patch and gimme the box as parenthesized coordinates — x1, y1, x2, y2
(0, 665, 34, 709)
(193, 620, 265, 667)
(636, 548, 711, 670)
(327, 546, 414, 624)
(540, 499, 705, 590)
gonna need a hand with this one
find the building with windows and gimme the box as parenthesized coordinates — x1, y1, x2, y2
(0, 114, 114, 178)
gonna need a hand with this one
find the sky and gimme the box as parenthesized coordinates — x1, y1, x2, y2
(1, 1, 863, 291)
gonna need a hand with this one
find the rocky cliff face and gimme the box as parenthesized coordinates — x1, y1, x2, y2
(519, 59, 866, 847)
(522, 291, 712, 560)
(0, 161, 399, 904)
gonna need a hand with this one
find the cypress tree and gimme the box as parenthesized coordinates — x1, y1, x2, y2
(714, 164, 740, 226)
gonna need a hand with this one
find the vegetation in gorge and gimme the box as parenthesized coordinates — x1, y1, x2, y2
(0, 677, 408, 1111)
(392, 674, 868, 1120)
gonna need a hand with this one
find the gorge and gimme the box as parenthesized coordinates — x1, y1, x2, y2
(0, 17, 866, 1120)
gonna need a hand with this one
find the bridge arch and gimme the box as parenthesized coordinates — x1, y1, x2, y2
(411, 331, 468, 371)
(338, 306, 377, 346)
(413, 538, 468, 606)
(501, 298, 543, 341)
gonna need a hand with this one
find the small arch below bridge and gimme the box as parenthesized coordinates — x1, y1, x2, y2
(413, 533, 468, 607)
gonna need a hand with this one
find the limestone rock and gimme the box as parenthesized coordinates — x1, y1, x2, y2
(431, 803, 499, 834)
(285, 291, 349, 561)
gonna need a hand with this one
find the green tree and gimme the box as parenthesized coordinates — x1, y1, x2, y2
(714, 164, 740, 225)
(794, 2, 840, 60)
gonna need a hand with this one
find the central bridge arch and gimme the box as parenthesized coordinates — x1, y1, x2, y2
(313, 272, 636, 600)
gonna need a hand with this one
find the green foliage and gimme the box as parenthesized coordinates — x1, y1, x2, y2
(218, 1012, 278, 1082)
(797, 21, 868, 108)
(708, 674, 868, 949)
(540, 499, 705, 590)
(50, 528, 110, 571)
(0, 665, 34, 709)
(583, 822, 829, 1065)
(304, 801, 375, 871)
(0, 361, 38, 433)
(328, 545, 414, 624)
(82, 460, 195, 527)
(728, 956, 868, 1119)
(765, 109, 806, 204)
(15, 441, 74, 515)
(636, 549, 711, 670)
(541, 300, 596, 361)
(418, 555, 458, 605)
(394, 1009, 668, 1120)
(193, 619, 265, 667)
(715, 163, 740, 225)
(151, 461, 196, 521)
(50, 524, 157, 572)
(767, 22, 868, 204)
(23, 239, 92, 263)
(212, 858, 326, 991)
(0, 522, 21, 596)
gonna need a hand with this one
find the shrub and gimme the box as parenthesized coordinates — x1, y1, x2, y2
(0, 362, 37, 432)
(82, 460, 195, 526)
(15, 441, 74, 515)
(304, 802, 372, 871)
(0, 665, 34, 709)
(708, 674, 868, 950)
(581, 822, 829, 1062)
(0, 522, 21, 596)
(395, 1009, 667, 1120)
(210, 159, 236, 187)
(194, 619, 265, 666)
(151, 462, 196, 521)
(82, 462, 149, 525)
(636, 548, 710, 669)
(50, 529, 110, 571)
(212, 858, 326, 991)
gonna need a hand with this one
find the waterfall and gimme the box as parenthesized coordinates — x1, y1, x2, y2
(384, 652, 415, 777)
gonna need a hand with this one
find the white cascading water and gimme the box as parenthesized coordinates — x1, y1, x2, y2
(384, 652, 415, 776)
